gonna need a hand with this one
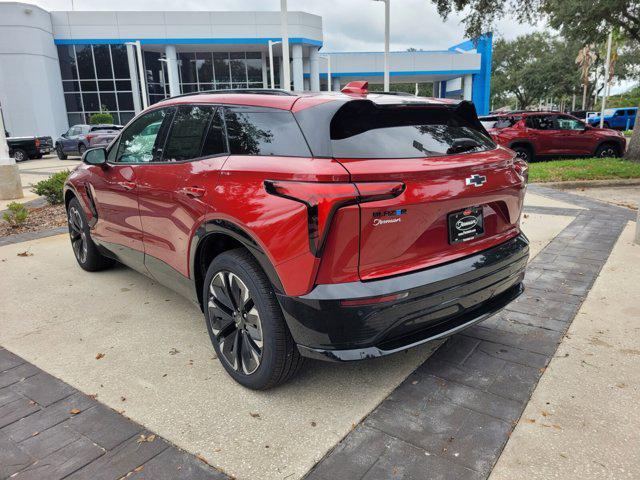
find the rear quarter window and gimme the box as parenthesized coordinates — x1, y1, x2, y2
(225, 108, 311, 157)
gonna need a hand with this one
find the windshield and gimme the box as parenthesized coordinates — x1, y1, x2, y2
(330, 102, 495, 159)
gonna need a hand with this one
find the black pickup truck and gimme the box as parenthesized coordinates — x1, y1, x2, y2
(7, 135, 53, 162)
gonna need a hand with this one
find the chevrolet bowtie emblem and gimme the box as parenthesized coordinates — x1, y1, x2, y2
(465, 174, 487, 187)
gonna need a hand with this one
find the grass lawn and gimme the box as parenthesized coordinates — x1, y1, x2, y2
(529, 157, 640, 183)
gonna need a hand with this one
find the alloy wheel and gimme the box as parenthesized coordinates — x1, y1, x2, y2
(13, 150, 25, 162)
(68, 206, 87, 263)
(207, 271, 264, 375)
(515, 149, 530, 162)
(599, 147, 616, 157)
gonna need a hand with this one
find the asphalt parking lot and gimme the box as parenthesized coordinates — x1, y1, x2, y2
(0, 189, 578, 479)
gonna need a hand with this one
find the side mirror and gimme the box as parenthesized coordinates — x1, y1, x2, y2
(83, 147, 107, 165)
(61, 133, 68, 138)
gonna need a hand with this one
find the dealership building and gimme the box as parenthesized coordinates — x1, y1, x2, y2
(0, 1, 492, 139)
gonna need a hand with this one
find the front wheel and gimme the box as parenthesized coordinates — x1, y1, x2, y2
(56, 144, 67, 160)
(203, 249, 304, 390)
(11, 149, 27, 162)
(67, 198, 114, 271)
(595, 143, 620, 158)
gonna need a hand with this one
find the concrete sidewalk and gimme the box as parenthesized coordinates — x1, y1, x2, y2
(490, 222, 640, 479)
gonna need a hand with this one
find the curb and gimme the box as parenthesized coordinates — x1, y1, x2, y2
(534, 178, 640, 190)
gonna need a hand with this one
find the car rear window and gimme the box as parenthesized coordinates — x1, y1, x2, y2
(329, 102, 495, 159)
(225, 108, 311, 157)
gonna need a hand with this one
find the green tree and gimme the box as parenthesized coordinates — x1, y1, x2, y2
(89, 107, 114, 125)
(430, 0, 640, 160)
(491, 34, 582, 110)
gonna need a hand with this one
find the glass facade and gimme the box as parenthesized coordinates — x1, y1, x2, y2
(57, 45, 270, 124)
(56, 44, 135, 126)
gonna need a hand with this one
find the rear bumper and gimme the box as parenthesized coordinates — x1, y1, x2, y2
(277, 234, 529, 361)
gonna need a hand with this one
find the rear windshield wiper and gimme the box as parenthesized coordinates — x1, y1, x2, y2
(446, 138, 482, 155)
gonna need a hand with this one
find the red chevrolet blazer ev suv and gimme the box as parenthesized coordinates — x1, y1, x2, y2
(64, 84, 530, 389)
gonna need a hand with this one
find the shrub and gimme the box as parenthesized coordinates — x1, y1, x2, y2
(32, 170, 71, 205)
(89, 107, 114, 125)
(2, 202, 29, 227)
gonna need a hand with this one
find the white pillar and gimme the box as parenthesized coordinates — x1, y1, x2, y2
(165, 45, 180, 98)
(291, 43, 303, 91)
(332, 77, 341, 91)
(280, 0, 291, 91)
(125, 43, 142, 114)
(0, 108, 23, 200)
(134, 41, 148, 110)
(261, 52, 268, 88)
(383, 0, 390, 91)
(463, 74, 472, 101)
(309, 46, 320, 92)
(432, 82, 438, 97)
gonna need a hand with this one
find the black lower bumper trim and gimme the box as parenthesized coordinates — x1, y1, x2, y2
(297, 282, 523, 361)
(278, 234, 529, 359)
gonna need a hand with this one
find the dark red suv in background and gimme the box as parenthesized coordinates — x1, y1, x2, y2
(64, 85, 529, 389)
(481, 111, 626, 162)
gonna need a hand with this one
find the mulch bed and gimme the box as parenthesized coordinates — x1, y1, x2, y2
(0, 204, 67, 237)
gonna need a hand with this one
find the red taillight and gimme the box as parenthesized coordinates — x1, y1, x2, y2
(265, 180, 404, 256)
(340, 292, 409, 307)
(85, 134, 96, 142)
(34, 138, 40, 148)
(514, 158, 529, 184)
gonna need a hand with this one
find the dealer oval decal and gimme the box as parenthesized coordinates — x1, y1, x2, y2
(456, 216, 478, 231)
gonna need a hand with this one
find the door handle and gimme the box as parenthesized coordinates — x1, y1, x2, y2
(178, 186, 206, 198)
(118, 181, 136, 191)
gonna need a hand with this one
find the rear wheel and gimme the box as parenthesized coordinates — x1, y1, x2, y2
(67, 198, 114, 271)
(595, 143, 620, 158)
(203, 249, 304, 390)
(56, 144, 67, 160)
(11, 149, 27, 162)
(512, 145, 534, 163)
(77, 143, 86, 157)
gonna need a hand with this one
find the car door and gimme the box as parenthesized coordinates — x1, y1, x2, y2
(524, 115, 558, 155)
(136, 105, 229, 289)
(626, 109, 637, 130)
(87, 108, 173, 271)
(63, 126, 79, 153)
(611, 109, 626, 129)
(555, 115, 593, 155)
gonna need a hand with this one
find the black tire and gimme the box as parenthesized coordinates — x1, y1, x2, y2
(77, 143, 87, 157)
(203, 249, 304, 390)
(603, 122, 610, 129)
(11, 149, 27, 162)
(67, 198, 114, 272)
(595, 143, 620, 158)
(512, 145, 534, 163)
(56, 144, 67, 160)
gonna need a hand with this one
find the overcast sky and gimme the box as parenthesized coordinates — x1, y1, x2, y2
(4, 0, 631, 94)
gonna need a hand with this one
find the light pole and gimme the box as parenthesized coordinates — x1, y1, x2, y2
(268, 40, 282, 89)
(373, 0, 390, 92)
(125, 41, 148, 109)
(318, 54, 332, 91)
(600, 31, 613, 129)
(280, 0, 291, 91)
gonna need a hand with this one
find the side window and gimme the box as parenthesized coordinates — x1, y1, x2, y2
(162, 106, 215, 162)
(225, 108, 311, 156)
(627, 110, 637, 116)
(526, 115, 555, 130)
(556, 116, 584, 131)
(614, 110, 624, 117)
(114, 108, 172, 163)
(71, 126, 82, 136)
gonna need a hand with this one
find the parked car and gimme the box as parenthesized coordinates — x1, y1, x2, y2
(587, 107, 637, 130)
(481, 112, 626, 162)
(55, 124, 122, 159)
(7, 135, 53, 162)
(63, 85, 529, 389)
